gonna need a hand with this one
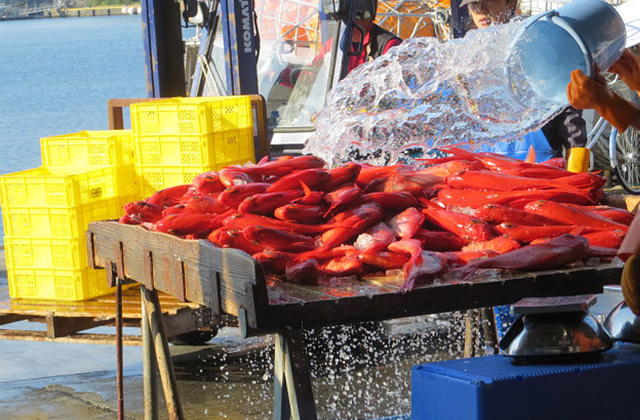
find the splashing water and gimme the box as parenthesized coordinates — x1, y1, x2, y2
(303, 20, 564, 167)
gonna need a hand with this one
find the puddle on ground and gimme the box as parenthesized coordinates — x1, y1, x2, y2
(0, 313, 469, 419)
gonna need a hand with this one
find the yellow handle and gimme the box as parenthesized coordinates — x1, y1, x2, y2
(567, 147, 590, 173)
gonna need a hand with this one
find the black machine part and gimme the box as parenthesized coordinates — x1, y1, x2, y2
(322, 0, 377, 21)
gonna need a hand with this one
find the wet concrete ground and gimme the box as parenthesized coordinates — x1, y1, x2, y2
(0, 247, 625, 419)
(0, 247, 472, 419)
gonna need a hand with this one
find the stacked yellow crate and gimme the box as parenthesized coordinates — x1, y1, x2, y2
(130, 96, 255, 196)
(0, 130, 137, 301)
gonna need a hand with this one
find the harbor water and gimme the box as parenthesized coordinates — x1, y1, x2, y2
(0, 15, 148, 245)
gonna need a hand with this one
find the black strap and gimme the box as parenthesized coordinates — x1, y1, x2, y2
(367, 24, 401, 60)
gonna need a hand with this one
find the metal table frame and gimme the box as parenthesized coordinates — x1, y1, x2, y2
(88, 221, 622, 420)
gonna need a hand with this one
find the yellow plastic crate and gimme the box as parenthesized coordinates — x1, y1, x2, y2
(136, 165, 211, 198)
(134, 127, 254, 168)
(4, 236, 89, 270)
(0, 165, 135, 209)
(131, 96, 253, 135)
(1, 196, 122, 238)
(41, 130, 135, 167)
(7, 266, 114, 301)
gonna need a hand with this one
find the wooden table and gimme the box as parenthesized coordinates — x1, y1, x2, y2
(86, 221, 623, 420)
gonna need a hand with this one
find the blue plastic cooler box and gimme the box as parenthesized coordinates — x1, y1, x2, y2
(412, 343, 640, 420)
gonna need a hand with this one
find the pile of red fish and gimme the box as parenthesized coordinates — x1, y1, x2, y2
(120, 148, 633, 290)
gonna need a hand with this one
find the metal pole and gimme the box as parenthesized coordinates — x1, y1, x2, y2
(272, 333, 291, 420)
(143, 287, 185, 420)
(114, 264, 124, 420)
(141, 285, 159, 420)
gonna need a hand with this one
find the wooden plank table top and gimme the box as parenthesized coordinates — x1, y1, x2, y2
(86, 221, 623, 335)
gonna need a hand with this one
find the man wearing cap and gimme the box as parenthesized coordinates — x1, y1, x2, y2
(347, 0, 403, 74)
(461, 0, 589, 168)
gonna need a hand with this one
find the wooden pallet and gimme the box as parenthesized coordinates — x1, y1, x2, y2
(0, 287, 211, 345)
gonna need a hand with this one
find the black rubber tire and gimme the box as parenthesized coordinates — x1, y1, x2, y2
(613, 82, 640, 195)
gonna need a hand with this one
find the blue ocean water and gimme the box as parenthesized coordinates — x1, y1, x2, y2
(0, 15, 148, 243)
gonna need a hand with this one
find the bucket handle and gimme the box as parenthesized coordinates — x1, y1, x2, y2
(546, 12, 595, 78)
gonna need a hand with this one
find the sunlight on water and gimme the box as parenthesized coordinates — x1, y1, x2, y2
(304, 20, 564, 167)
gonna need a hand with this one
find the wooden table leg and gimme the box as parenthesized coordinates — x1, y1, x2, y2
(480, 307, 500, 355)
(464, 309, 478, 358)
(272, 328, 317, 420)
(143, 287, 184, 420)
(141, 285, 159, 420)
(273, 333, 291, 420)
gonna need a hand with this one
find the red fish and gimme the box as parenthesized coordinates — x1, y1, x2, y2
(378, 172, 444, 196)
(582, 230, 626, 249)
(420, 202, 493, 243)
(494, 223, 595, 243)
(266, 168, 331, 192)
(323, 184, 363, 216)
(178, 188, 199, 205)
(153, 212, 229, 235)
(445, 170, 585, 191)
(360, 191, 418, 211)
(219, 168, 257, 187)
(389, 207, 425, 239)
(568, 205, 635, 226)
(461, 235, 521, 254)
(388, 240, 446, 291)
(294, 246, 359, 263)
(119, 214, 141, 225)
(318, 203, 385, 250)
(217, 183, 270, 208)
(245, 155, 325, 178)
(355, 222, 396, 253)
(415, 230, 467, 251)
(473, 203, 562, 226)
(124, 200, 164, 223)
(524, 200, 629, 232)
(436, 188, 595, 208)
(162, 205, 187, 217)
(184, 195, 228, 214)
(456, 234, 590, 279)
(320, 256, 364, 277)
(323, 163, 362, 191)
(443, 250, 499, 267)
(285, 259, 319, 284)
(191, 171, 225, 194)
(252, 250, 296, 274)
(237, 190, 304, 215)
(146, 184, 191, 207)
(356, 163, 414, 187)
(539, 157, 567, 169)
(359, 250, 409, 270)
(274, 204, 327, 223)
(208, 228, 265, 255)
(291, 181, 324, 205)
(222, 213, 334, 235)
(242, 226, 315, 250)
(416, 159, 485, 178)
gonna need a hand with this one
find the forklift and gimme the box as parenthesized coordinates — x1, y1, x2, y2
(141, 0, 467, 154)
